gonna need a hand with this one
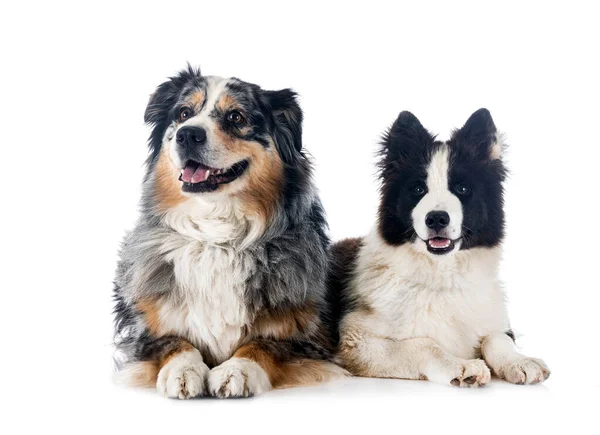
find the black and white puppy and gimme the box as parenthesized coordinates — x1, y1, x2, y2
(113, 66, 343, 399)
(331, 109, 550, 387)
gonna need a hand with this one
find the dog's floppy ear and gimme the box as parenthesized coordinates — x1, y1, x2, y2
(263, 89, 303, 164)
(144, 80, 180, 126)
(144, 80, 181, 162)
(144, 80, 180, 162)
(454, 108, 504, 160)
(144, 66, 202, 161)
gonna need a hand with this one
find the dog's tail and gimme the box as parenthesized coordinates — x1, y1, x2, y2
(113, 361, 158, 388)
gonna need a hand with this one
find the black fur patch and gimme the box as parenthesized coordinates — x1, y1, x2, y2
(506, 329, 516, 341)
(377, 111, 439, 246)
(447, 109, 507, 249)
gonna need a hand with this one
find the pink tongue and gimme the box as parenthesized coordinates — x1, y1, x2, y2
(429, 238, 450, 248)
(181, 162, 199, 183)
(191, 166, 209, 183)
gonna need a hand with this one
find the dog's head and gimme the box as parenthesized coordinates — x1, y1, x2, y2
(144, 66, 303, 213)
(378, 109, 507, 256)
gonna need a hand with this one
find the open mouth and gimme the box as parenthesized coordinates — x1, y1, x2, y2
(178, 159, 249, 193)
(425, 237, 458, 255)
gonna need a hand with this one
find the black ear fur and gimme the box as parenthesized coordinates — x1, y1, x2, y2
(453, 108, 499, 160)
(393, 110, 425, 131)
(388, 111, 431, 148)
(380, 111, 435, 166)
(262, 89, 303, 164)
(144, 80, 180, 126)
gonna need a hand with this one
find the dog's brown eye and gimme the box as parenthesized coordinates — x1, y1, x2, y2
(227, 111, 245, 125)
(179, 107, 192, 122)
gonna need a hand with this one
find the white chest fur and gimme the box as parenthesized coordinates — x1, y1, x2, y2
(156, 197, 262, 364)
(353, 230, 510, 359)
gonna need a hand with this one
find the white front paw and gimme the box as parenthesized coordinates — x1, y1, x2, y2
(157, 349, 210, 399)
(499, 357, 550, 385)
(449, 359, 491, 388)
(208, 357, 272, 398)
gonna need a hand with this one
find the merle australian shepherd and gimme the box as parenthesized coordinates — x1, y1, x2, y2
(113, 66, 344, 399)
(330, 109, 550, 387)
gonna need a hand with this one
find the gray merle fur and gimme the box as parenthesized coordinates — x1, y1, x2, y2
(113, 66, 333, 371)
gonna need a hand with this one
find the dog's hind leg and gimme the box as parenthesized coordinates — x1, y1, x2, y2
(339, 333, 491, 388)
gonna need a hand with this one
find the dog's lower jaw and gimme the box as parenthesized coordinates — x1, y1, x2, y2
(416, 236, 462, 255)
(207, 357, 272, 398)
(180, 160, 250, 194)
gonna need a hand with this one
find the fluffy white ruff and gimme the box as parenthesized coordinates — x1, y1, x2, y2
(143, 197, 262, 366)
(351, 229, 508, 359)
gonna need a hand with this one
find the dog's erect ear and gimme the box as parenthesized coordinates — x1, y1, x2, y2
(454, 108, 503, 160)
(384, 111, 433, 156)
(263, 89, 303, 164)
(394, 111, 425, 131)
(378, 111, 434, 179)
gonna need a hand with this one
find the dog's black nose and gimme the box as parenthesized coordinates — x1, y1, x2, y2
(425, 211, 450, 231)
(176, 126, 207, 148)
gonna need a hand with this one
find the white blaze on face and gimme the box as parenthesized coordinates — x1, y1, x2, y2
(168, 76, 231, 169)
(192, 76, 228, 128)
(412, 144, 463, 242)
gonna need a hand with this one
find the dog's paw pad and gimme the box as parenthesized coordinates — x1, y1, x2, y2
(500, 357, 550, 385)
(450, 359, 491, 388)
(463, 375, 477, 385)
(157, 349, 209, 399)
(207, 358, 271, 399)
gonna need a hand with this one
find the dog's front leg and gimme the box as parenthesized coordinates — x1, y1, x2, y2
(481, 332, 550, 384)
(116, 335, 210, 399)
(339, 334, 490, 387)
(207, 341, 277, 398)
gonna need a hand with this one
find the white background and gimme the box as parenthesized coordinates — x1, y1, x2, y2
(2, 1, 599, 434)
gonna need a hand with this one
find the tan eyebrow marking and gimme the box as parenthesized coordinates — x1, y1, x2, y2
(188, 90, 205, 109)
(216, 93, 239, 112)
